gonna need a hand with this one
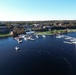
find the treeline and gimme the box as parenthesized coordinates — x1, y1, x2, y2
(0, 20, 76, 36)
(1, 20, 76, 26)
(1, 20, 76, 29)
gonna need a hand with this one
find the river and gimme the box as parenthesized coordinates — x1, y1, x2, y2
(0, 32, 76, 75)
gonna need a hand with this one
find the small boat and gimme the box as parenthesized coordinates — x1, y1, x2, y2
(42, 35, 46, 38)
(36, 35, 39, 38)
(14, 38, 19, 41)
(18, 40, 22, 43)
(22, 35, 25, 38)
(28, 37, 35, 41)
(24, 36, 35, 41)
(27, 36, 31, 40)
(64, 37, 72, 40)
(63, 41, 72, 44)
(70, 39, 76, 42)
(56, 35, 62, 38)
(72, 41, 76, 44)
(15, 46, 20, 51)
(24, 37, 27, 41)
(30, 38, 35, 41)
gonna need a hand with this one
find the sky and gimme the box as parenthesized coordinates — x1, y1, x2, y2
(0, 0, 76, 21)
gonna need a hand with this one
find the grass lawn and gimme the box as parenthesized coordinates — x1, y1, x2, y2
(0, 33, 12, 37)
(35, 29, 76, 35)
(70, 29, 76, 32)
(36, 31, 52, 35)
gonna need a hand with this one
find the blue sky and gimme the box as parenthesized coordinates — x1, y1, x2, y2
(0, 0, 76, 21)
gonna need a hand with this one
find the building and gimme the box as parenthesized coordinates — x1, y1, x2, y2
(10, 31, 13, 35)
(23, 24, 33, 32)
(43, 26, 52, 30)
(0, 24, 9, 34)
(33, 24, 40, 27)
(26, 31, 35, 35)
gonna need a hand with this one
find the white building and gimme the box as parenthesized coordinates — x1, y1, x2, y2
(26, 31, 35, 35)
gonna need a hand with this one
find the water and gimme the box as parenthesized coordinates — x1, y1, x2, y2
(0, 32, 76, 75)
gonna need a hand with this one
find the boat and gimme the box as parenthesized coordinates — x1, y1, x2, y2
(15, 46, 20, 51)
(14, 38, 19, 41)
(18, 40, 22, 43)
(24, 37, 27, 41)
(24, 36, 35, 41)
(36, 35, 39, 38)
(21, 35, 28, 38)
(27, 36, 31, 40)
(30, 38, 35, 41)
(70, 39, 76, 42)
(21, 35, 25, 38)
(28, 37, 35, 41)
(42, 35, 46, 38)
(63, 41, 72, 44)
(56, 35, 62, 38)
(64, 37, 72, 40)
(72, 41, 76, 44)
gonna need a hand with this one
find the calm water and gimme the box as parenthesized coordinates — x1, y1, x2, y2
(0, 32, 76, 75)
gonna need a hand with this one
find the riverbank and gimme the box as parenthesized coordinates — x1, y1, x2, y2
(0, 33, 13, 38)
(0, 29, 76, 38)
(35, 29, 76, 35)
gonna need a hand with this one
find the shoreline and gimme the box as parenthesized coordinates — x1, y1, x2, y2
(35, 29, 76, 35)
(0, 34, 13, 38)
(0, 29, 76, 38)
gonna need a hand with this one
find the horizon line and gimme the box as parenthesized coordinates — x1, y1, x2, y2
(0, 20, 76, 22)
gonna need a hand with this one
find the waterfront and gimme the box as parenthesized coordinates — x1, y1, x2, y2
(0, 32, 76, 75)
